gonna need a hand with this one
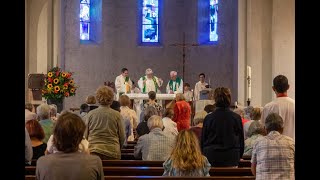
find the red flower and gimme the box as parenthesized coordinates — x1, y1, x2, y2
(48, 78, 53, 83)
(56, 71, 60, 76)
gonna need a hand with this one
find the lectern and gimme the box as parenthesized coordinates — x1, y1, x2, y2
(28, 74, 45, 109)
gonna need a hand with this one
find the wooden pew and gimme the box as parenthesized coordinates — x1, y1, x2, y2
(121, 149, 134, 153)
(29, 159, 251, 167)
(25, 166, 253, 176)
(101, 160, 251, 167)
(25, 175, 255, 180)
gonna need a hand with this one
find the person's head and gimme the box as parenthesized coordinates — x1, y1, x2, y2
(164, 108, 174, 119)
(170, 130, 205, 170)
(49, 104, 57, 117)
(25, 120, 45, 141)
(250, 107, 262, 120)
(147, 115, 163, 130)
(184, 83, 191, 91)
(247, 121, 266, 137)
(204, 104, 216, 113)
(119, 95, 131, 107)
(36, 103, 51, 120)
(265, 113, 284, 134)
(80, 103, 89, 113)
(86, 95, 96, 104)
(233, 107, 245, 118)
(25, 103, 34, 112)
(110, 101, 121, 112)
(145, 68, 153, 79)
(96, 86, 114, 106)
(193, 110, 207, 126)
(214, 87, 231, 108)
(272, 75, 289, 94)
(148, 91, 156, 101)
(121, 68, 129, 77)
(144, 106, 159, 122)
(175, 93, 185, 101)
(53, 112, 86, 153)
(170, 71, 177, 80)
(199, 73, 205, 82)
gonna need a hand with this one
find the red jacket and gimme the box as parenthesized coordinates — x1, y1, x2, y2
(173, 101, 191, 131)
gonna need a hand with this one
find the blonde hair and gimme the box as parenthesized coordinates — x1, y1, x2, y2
(170, 130, 206, 171)
(95, 86, 114, 106)
(175, 93, 185, 101)
(119, 95, 131, 107)
(193, 110, 207, 125)
(86, 95, 96, 104)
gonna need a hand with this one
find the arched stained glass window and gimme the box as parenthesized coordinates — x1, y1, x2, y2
(209, 0, 218, 42)
(142, 0, 159, 43)
(80, 0, 90, 40)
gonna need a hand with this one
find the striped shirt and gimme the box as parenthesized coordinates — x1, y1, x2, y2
(251, 131, 295, 180)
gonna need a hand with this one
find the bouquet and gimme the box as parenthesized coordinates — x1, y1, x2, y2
(42, 67, 77, 100)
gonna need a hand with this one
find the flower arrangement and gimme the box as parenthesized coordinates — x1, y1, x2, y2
(42, 67, 77, 100)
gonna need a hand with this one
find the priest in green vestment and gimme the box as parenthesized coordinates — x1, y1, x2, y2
(166, 71, 183, 94)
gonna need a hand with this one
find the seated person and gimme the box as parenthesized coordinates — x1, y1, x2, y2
(49, 104, 58, 121)
(25, 120, 47, 160)
(163, 130, 211, 176)
(36, 112, 104, 180)
(204, 104, 216, 114)
(80, 103, 90, 117)
(190, 110, 208, 142)
(243, 121, 266, 156)
(134, 115, 175, 160)
(86, 95, 99, 111)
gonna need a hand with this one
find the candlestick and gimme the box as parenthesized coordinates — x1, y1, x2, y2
(247, 66, 252, 100)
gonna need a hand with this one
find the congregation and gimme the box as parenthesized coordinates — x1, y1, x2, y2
(25, 72, 295, 180)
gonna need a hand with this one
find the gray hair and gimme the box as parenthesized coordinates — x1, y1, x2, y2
(233, 107, 245, 118)
(49, 104, 57, 116)
(247, 121, 265, 137)
(265, 113, 284, 132)
(36, 104, 51, 120)
(147, 115, 163, 130)
(193, 110, 207, 125)
(144, 106, 159, 122)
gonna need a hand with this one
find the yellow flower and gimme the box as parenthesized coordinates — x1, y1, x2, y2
(63, 84, 68, 89)
(61, 72, 67, 77)
(54, 86, 60, 92)
(47, 84, 53, 89)
(69, 79, 74, 84)
(53, 78, 60, 84)
(48, 72, 53, 77)
(70, 88, 75, 93)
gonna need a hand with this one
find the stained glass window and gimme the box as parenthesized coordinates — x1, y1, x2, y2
(142, 0, 159, 43)
(209, 0, 218, 42)
(80, 0, 90, 40)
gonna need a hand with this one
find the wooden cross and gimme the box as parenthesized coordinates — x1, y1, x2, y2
(169, 32, 199, 92)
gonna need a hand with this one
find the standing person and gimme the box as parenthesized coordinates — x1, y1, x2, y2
(173, 93, 191, 131)
(119, 95, 138, 141)
(25, 128, 33, 165)
(166, 71, 183, 94)
(261, 75, 295, 141)
(115, 68, 133, 100)
(201, 87, 244, 167)
(37, 104, 55, 143)
(138, 68, 163, 94)
(251, 113, 295, 180)
(84, 86, 125, 160)
(194, 73, 208, 101)
(163, 130, 211, 176)
(25, 120, 47, 160)
(36, 112, 104, 180)
(183, 83, 193, 102)
(86, 95, 99, 112)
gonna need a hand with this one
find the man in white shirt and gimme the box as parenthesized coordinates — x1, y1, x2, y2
(115, 68, 132, 100)
(261, 75, 295, 141)
(166, 71, 183, 94)
(194, 73, 208, 101)
(138, 68, 163, 93)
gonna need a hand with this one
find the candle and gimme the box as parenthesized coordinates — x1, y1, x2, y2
(247, 66, 252, 100)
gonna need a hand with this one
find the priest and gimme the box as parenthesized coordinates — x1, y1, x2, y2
(138, 68, 163, 93)
(166, 71, 183, 94)
(115, 68, 132, 100)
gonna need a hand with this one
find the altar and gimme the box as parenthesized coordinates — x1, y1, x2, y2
(126, 93, 176, 100)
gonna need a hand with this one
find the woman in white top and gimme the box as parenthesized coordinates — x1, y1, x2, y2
(119, 95, 138, 141)
(162, 108, 178, 136)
